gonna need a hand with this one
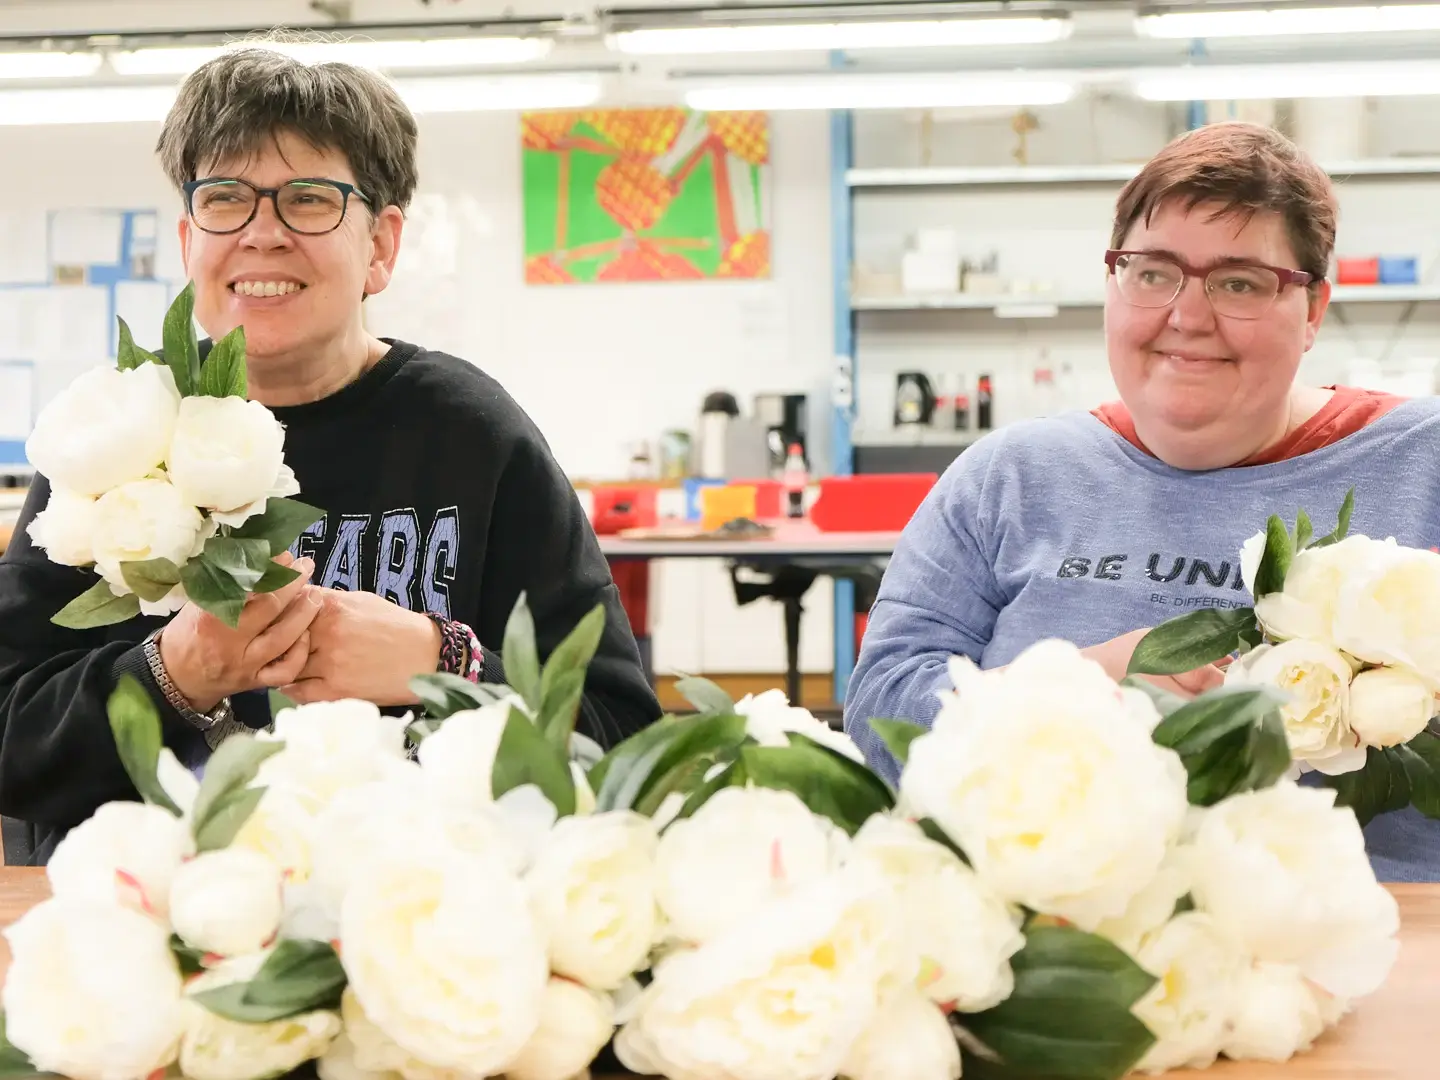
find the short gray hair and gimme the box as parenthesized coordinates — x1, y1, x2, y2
(156, 46, 418, 213)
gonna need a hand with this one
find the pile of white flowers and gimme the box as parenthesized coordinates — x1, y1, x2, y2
(1135, 492, 1440, 827)
(0, 590, 1403, 1080)
(22, 285, 315, 629)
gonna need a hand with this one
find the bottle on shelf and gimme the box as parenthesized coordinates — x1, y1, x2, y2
(976, 374, 994, 431)
(782, 442, 808, 519)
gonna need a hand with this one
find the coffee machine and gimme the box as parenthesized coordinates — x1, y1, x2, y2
(754, 393, 808, 477)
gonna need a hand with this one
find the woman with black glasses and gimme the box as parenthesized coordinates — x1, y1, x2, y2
(0, 47, 661, 859)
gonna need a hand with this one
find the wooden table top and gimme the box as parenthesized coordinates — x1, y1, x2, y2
(0, 870, 1431, 1078)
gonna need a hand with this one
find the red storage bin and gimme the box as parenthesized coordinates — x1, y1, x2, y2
(589, 486, 658, 535)
(809, 473, 937, 533)
(1336, 257, 1380, 285)
(730, 478, 783, 520)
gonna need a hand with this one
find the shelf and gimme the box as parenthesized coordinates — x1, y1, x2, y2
(852, 429, 980, 448)
(853, 286, 1440, 313)
(846, 157, 1440, 190)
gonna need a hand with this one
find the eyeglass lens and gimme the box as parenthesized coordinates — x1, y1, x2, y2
(1114, 253, 1281, 319)
(190, 180, 351, 234)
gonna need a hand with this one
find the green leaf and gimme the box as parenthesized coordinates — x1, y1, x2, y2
(593, 713, 749, 816)
(197, 324, 247, 399)
(866, 717, 927, 770)
(1310, 488, 1357, 549)
(1152, 685, 1292, 806)
(1252, 514, 1295, 599)
(268, 689, 296, 716)
(192, 940, 346, 1023)
(1294, 508, 1314, 551)
(171, 934, 209, 977)
(569, 731, 605, 770)
(192, 788, 267, 853)
(181, 555, 248, 629)
(734, 734, 894, 835)
(673, 675, 735, 715)
(119, 557, 182, 604)
(230, 497, 325, 553)
(537, 603, 605, 747)
(917, 817, 971, 865)
(1152, 684, 1289, 756)
(1244, 708, 1293, 792)
(253, 560, 301, 594)
(116, 317, 160, 372)
(491, 705, 576, 816)
(1400, 732, 1440, 819)
(1325, 746, 1414, 827)
(203, 537, 272, 591)
(163, 281, 201, 395)
(1127, 607, 1260, 676)
(676, 757, 750, 820)
(1119, 676, 1188, 718)
(502, 593, 542, 713)
(961, 926, 1157, 1080)
(107, 676, 182, 816)
(190, 734, 284, 851)
(52, 579, 142, 629)
(407, 717, 442, 745)
(410, 672, 511, 719)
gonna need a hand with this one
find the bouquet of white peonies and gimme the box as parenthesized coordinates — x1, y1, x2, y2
(23, 283, 320, 629)
(0, 595, 1401, 1080)
(1131, 490, 1440, 828)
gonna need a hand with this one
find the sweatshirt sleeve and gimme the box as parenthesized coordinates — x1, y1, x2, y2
(841, 448, 1008, 785)
(474, 424, 663, 750)
(0, 475, 210, 831)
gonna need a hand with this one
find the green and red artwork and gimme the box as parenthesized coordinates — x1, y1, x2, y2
(522, 107, 771, 284)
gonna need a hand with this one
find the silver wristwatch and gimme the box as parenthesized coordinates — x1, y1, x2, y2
(142, 629, 234, 732)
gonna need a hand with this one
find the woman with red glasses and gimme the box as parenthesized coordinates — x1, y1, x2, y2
(845, 121, 1440, 882)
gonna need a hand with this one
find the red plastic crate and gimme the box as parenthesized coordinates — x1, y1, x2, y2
(809, 473, 937, 533)
(589, 486, 658, 535)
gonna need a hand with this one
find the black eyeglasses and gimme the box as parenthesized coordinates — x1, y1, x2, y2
(183, 177, 372, 236)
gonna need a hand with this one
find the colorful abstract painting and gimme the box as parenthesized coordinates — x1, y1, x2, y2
(522, 108, 771, 284)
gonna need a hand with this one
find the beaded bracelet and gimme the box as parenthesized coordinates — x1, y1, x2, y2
(426, 613, 484, 683)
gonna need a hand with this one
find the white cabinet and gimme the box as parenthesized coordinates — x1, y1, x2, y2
(648, 559, 835, 678)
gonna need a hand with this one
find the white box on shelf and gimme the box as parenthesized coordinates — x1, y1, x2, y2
(901, 251, 960, 294)
(913, 228, 961, 256)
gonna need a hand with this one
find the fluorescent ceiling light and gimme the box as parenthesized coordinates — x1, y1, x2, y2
(683, 73, 1074, 111)
(0, 84, 176, 125)
(1137, 4, 1440, 39)
(0, 51, 103, 79)
(394, 73, 603, 113)
(1134, 60, 1440, 99)
(610, 16, 1070, 54)
(110, 36, 552, 76)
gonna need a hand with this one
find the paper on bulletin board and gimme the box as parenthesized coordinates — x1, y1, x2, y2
(115, 280, 172, 353)
(0, 288, 44, 358)
(38, 287, 111, 362)
(0, 214, 47, 285)
(49, 210, 123, 275)
(0, 362, 35, 441)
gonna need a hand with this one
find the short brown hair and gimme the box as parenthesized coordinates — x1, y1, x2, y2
(1111, 121, 1337, 282)
(156, 45, 418, 213)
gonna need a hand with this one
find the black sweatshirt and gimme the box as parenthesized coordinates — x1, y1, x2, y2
(0, 341, 661, 858)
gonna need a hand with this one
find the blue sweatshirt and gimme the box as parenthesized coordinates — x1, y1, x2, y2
(843, 400, 1440, 882)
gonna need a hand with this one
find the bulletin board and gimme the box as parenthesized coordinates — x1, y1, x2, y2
(0, 208, 182, 466)
(521, 108, 772, 284)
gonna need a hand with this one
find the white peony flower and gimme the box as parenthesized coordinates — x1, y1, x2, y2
(158, 746, 201, 818)
(90, 478, 206, 614)
(1130, 912, 1247, 1074)
(339, 844, 549, 1075)
(257, 700, 410, 815)
(319, 989, 472, 1080)
(901, 639, 1189, 930)
(26, 487, 99, 567)
(1092, 845, 1194, 954)
(1332, 541, 1440, 686)
(1251, 534, 1386, 644)
(1224, 640, 1364, 775)
(1348, 666, 1436, 747)
(47, 800, 193, 919)
(25, 362, 180, 497)
(179, 953, 342, 1080)
(1221, 962, 1349, 1063)
(416, 698, 518, 811)
(839, 986, 960, 1080)
(231, 785, 320, 885)
(166, 395, 296, 528)
(527, 810, 660, 990)
(169, 848, 285, 957)
(1238, 529, 1266, 595)
(1189, 782, 1399, 999)
(653, 785, 848, 944)
(615, 869, 898, 1080)
(506, 977, 615, 1080)
(2, 898, 184, 1080)
(735, 689, 865, 762)
(847, 815, 1022, 1012)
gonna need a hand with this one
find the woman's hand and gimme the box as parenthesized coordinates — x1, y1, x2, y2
(280, 588, 443, 706)
(1082, 628, 1228, 698)
(158, 553, 322, 712)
